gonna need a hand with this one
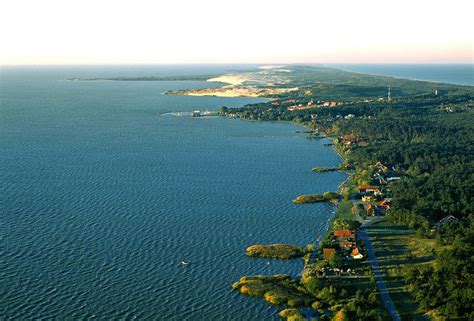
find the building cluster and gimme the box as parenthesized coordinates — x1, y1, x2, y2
(339, 133, 368, 147)
(319, 161, 404, 266)
(357, 162, 401, 217)
(286, 99, 343, 111)
(322, 225, 364, 265)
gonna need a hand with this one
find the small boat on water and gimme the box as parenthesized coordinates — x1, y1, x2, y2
(180, 261, 190, 267)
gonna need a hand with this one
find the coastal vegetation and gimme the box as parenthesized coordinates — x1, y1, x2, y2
(278, 308, 306, 321)
(231, 273, 388, 320)
(231, 275, 314, 307)
(225, 65, 473, 320)
(245, 244, 307, 259)
(293, 192, 339, 204)
(365, 220, 434, 319)
(312, 167, 337, 172)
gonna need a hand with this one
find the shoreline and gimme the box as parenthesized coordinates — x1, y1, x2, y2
(228, 115, 384, 320)
(186, 65, 473, 320)
(227, 117, 348, 250)
(164, 86, 298, 98)
(326, 64, 474, 87)
(227, 117, 349, 252)
(179, 64, 473, 320)
(227, 117, 350, 319)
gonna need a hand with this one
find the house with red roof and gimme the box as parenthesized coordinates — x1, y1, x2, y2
(351, 247, 363, 259)
(358, 185, 380, 195)
(378, 199, 392, 210)
(341, 133, 357, 144)
(334, 229, 355, 239)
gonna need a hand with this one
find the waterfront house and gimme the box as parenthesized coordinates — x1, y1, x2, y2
(334, 229, 355, 239)
(341, 133, 357, 144)
(351, 247, 363, 259)
(358, 185, 380, 195)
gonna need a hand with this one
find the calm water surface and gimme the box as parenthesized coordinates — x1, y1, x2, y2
(1, 66, 346, 320)
(329, 63, 474, 86)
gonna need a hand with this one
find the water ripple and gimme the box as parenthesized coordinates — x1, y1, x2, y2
(1, 73, 346, 320)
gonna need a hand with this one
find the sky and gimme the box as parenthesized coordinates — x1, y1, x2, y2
(1, 0, 473, 65)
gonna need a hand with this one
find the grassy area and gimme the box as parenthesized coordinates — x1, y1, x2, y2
(245, 244, 307, 259)
(334, 200, 353, 220)
(318, 200, 356, 251)
(293, 192, 339, 204)
(232, 275, 314, 307)
(366, 219, 440, 321)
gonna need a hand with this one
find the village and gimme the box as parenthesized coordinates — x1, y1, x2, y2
(311, 132, 402, 279)
(222, 65, 473, 320)
(280, 99, 343, 111)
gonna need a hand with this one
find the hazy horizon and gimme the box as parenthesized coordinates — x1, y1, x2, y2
(2, 63, 473, 68)
(2, 0, 473, 65)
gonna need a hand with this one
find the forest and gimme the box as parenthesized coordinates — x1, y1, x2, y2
(220, 70, 474, 319)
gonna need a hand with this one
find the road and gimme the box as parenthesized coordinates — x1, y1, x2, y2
(358, 226, 401, 321)
(303, 198, 401, 320)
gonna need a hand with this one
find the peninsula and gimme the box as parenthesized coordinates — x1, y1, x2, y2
(209, 65, 473, 321)
(245, 244, 308, 259)
(165, 67, 299, 97)
(73, 65, 473, 320)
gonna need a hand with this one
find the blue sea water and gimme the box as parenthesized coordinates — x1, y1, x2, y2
(0, 65, 346, 320)
(328, 64, 474, 86)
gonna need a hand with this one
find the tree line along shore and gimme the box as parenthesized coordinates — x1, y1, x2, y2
(83, 65, 473, 320)
(219, 66, 472, 321)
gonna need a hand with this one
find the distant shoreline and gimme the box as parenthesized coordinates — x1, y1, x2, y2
(65, 75, 219, 82)
(326, 63, 474, 86)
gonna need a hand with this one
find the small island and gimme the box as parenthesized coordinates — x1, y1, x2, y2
(311, 167, 337, 173)
(292, 191, 339, 204)
(245, 244, 307, 259)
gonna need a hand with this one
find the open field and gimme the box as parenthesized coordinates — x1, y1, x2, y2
(366, 220, 442, 321)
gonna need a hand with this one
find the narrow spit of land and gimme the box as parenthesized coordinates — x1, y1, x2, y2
(99, 65, 472, 320)
(213, 65, 472, 320)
